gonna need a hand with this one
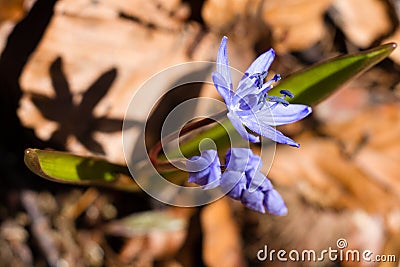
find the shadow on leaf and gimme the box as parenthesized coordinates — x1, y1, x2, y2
(30, 57, 141, 154)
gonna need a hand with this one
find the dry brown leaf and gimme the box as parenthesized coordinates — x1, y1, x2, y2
(0, 0, 32, 52)
(56, 0, 187, 31)
(202, 0, 334, 53)
(201, 0, 274, 60)
(110, 212, 188, 264)
(201, 198, 247, 267)
(118, 236, 149, 265)
(0, 0, 25, 22)
(330, 0, 393, 48)
(379, 231, 400, 267)
(146, 228, 187, 259)
(269, 103, 400, 214)
(61, 187, 100, 220)
(382, 28, 400, 65)
(202, 0, 262, 31)
(314, 83, 370, 124)
(17, 0, 214, 163)
(262, 0, 333, 52)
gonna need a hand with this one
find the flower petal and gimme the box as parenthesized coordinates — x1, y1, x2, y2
(239, 103, 311, 127)
(267, 104, 312, 126)
(216, 36, 232, 90)
(245, 153, 262, 179)
(235, 75, 259, 97)
(188, 169, 210, 185)
(236, 49, 275, 95)
(245, 49, 275, 76)
(241, 189, 265, 213)
(186, 155, 210, 173)
(240, 113, 299, 147)
(248, 172, 273, 193)
(220, 170, 246, 200)
(212, 72, 233, 106)
(264, 189, 288, 216)
(225, 148, 253, 172)
(201, 149, 218, 164)
(202, 174, 221, 190)
(227, 111, 260, 143)
(187, 150, 221, 189)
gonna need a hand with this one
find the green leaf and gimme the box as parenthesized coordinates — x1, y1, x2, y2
(269, 43, 397, 105)
(165, 119, 234, 159)
(24, 148, 139, 192)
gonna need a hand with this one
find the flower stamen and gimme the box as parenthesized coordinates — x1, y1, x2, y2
(280, 89, 294, 98)
(266, 95, 290, 106)
(249, 71, 268, 88)
(259, 74, 281, 93)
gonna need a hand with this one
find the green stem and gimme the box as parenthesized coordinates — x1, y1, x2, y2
(149, 110, 227, 168)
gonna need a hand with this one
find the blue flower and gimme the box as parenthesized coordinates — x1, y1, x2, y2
(186, 149, 221, 189)
(212, 36, 312, 147)
(187, 148, 287, 215)
(221, 148, 287, 215)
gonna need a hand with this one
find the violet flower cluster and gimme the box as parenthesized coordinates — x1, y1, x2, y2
(187, 37, 312, 214)
(187, 148, 287, 215)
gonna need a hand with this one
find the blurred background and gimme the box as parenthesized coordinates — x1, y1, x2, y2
(0, 0, 400, 266)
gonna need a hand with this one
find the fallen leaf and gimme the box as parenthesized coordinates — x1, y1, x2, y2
(269, 103, 400, 213)
(330, 0, 393, 48)
(382, 28, 400, 65)
(262, 0, 333, 52)
(17, 0, 210, 163)
(201, 198, 247, 267)
(0, 0, 25, 22)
